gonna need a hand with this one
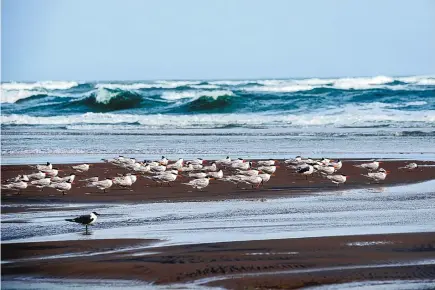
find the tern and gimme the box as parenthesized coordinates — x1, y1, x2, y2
(215, 156, 231, 166)
(160, 156, 169, 166)
(72, 164, 90, 172)
(326, 174, 347, 187)
(51, 174, 76, 183)
(237, 169, 259, 176)
(258, 173, 271, 186)
(1, 181, 28, 194)
(257, 160, 276, 166)
(297, 165, 314, 180)
(113, 175, 133, 188)
(33, 162, 52, 171)
(42, 168, 60, 177)
(399, 163, 418, 170)
(257, 165, 277, 174)
(207, 169, 223, 179)
(354, 160, 380, 172)
(49, 180, 73, 195)
(146, 171, 178, 186)
(27, 172, 46, 180)
(188, 172, 208, 179)
(183, 177, 212, 190)
(30, 178, 51, 191)
(203, 162, 217, 172)
(79, 176, 99, 182)
(329, 159, 343, 170)
(362, 168, 389, 183)
(65, 212, 100, 234)
(87, 178, 113, 192)
(167, 158, 184, 170)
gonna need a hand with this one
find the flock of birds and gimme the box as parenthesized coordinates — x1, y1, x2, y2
(2, 156, 420, 233)
(1, 155, 420, 196)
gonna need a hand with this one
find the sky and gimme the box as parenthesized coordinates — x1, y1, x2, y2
(1, 0, 434, 81)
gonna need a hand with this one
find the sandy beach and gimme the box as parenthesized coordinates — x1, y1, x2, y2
(2, 232, 435, 288)
(2, 159, 435, 205)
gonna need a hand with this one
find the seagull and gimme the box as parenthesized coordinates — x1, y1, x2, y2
(27, 171, 46, 180)
(207, 169, 223, 179)
(354, 160, 380, 172)
(297, 165, 314, 180)
(65, 212, 100, 234)
(1, 181, 28, 194)
(167, 158, 184, 170)
(215, 156, 231, 166)
(79, 176, 99, 183)
(237, 169, 259, 176)
(188, 172, 208, 179)
(51, 174, 76, 183)
(257, 159, 276, 166)
(183, 177, 212, 190)
(145, 171, 178, 186)
(160, 156, 169, 166)
(326, 174, 347, 187)
(257, 165, 277, 174)
(33, 162, 52, 171)
(113, 176, 133, 188)
(30, 178, 51, 191)
(258, 173, 271, 186)
(72, 164, 90, 172)
(399, 163, 418, 170)
(203, 162, 217, 172)
(315, 164, 336, 175)
(49, 180, 73, 195)
(329, 159, 343, 170)
(41, 168, 60, 177)
(189, 158, 204, 165)
(362, 168, 389, 183)
(87, 178, 113, 192)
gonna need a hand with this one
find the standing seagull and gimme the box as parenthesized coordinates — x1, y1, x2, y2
(326, 174, 347, 187)
(354, 160, 380, 172)
(65, 212, 100, 234)
(297, 165, 314, 180)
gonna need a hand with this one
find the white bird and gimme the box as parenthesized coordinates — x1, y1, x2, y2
(258, 173, 271, 185)
(33, 162, 52, 171)
(189, 158, 204, 165)
(257, 165, 277, 174)
(207, 169, 223, 179)
(188, 172, 208, 179)
(316, 165, 336, 175)
(399, 163, 418, 170)
(113, 176, 133, 188)
(257, 159, 276, 166)
(329, 159, 343, 170)
(135, 164, 151, 174)
(150, 165, 166, 173)
(5, 174, 29, 183)
(52, 174, 76, 183)
(203, 162, 217, 172)
(26, 171, 47, 180)
(160, 156, 169, 166)
(240, 175, 263, 189)
(319, 158, 331, 165)
(167, 158, 184, 170)
(326, 174, 347, 187)
(180, 163, 195, 172)
(49, 180, 73, 195)
(79, 176, 99, 183)
(215, 156, 231, 166)
(146, 171, 178, 186)
(183, 177, 212, 190)
(354, 161, 380, 172)
(297, 165, 314, 180)
(126, 174, 137, 184)
(284, 156, 303, 165)
(2, 181, 28, 194)
(41, 168, 59, 177)
(30, 178, 51, 190)
(65, 212, 100, 234)
(231, 161, 251, 170)
(237, 169, 259, 176)
(72, 164, 90, 172)
(87, 178, 113, 192)
(362, 168, 389, 183)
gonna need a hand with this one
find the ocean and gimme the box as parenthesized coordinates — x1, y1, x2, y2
(1, 75, 435, 164)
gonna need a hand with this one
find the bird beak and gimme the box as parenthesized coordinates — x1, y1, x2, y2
(276, 166, 280, 168)
(386, 171, 391, 174)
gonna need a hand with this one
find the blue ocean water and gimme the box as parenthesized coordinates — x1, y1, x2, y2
(1, 75, 435, 164)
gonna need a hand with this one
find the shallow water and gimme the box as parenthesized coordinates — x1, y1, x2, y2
(3, 180, 435, 246)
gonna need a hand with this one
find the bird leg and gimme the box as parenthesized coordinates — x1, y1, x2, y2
(85, 225, 88, 235)
(306, 175, 308, 180)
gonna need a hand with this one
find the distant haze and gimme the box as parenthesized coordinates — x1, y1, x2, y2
(2, 0, 434, 81)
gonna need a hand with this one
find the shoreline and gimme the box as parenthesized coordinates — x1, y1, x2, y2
(2, 232, 435, 288)
(2, 159, 435, 205)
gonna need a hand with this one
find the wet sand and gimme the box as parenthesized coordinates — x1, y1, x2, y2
(2, 159, 435, 205)
(2, 232, 435, 288)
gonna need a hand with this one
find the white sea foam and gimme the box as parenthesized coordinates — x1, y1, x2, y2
(332, 76, 394, 90)
(2, 104, 434, 128)
(244, 84, 314, 93)
(161, 90, 234, 101)
(94, 88, 119, 104)
(1, 81, 79, 91)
